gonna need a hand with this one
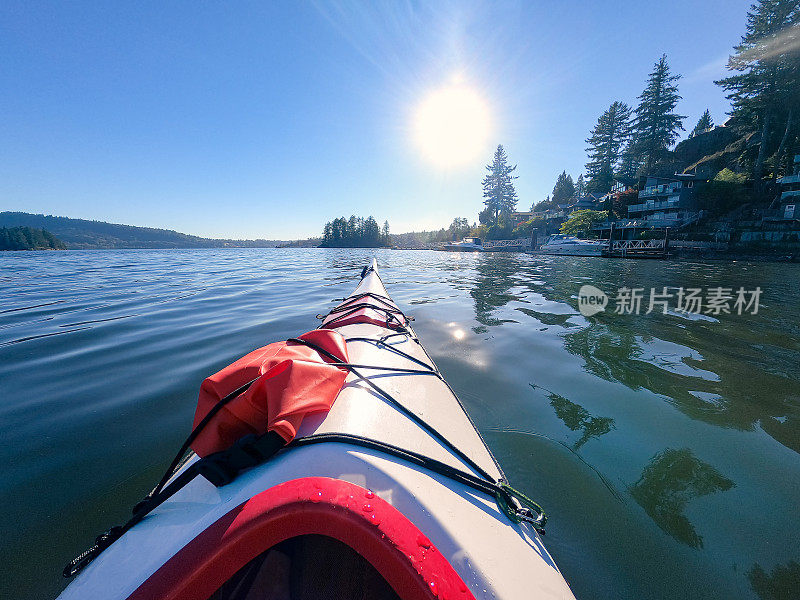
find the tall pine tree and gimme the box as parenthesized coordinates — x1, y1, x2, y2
(585, 101, 632, 193)
(551, 171, 575, 205)
(575, 173, 587, 197)
(481, 145, 519, 223)
(716, 0, 800, 183)
(382, 220, 390, 243)
(618, 140, 643, 179)
(630, 54, 686, 173)
(690, 109, 714, 137)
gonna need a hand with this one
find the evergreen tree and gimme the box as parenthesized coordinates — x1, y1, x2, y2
(618, 140, 643, 179)
(585, 101, 632, 193)
(690, 109, 714, 137)
(447, 217, 470, 239)
(551, 171, 575, 205)
(531, 195, 552, 212)
(382, 220, 390, 243)
(716, 0, 800, 183)
(363, 216, 380, 245)
(630, 54, 686, 173)
(481, 145, 519, 224)
(575, 174, 587, 197)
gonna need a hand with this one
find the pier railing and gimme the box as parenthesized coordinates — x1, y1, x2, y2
(606, 239, 667, 258)
(482, 238, 531, 250)
(432, 238, 532, 251)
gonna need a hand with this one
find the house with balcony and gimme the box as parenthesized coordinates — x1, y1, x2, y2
(593, 173, 704, 239)
(626, 174, 702, 227)
(598, 177, 638, 207)
(776, 154, 800, 220)
(610, 177, 637, 194)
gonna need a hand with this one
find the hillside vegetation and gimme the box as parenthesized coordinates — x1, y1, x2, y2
(0, 226, 66, 250)
(0, 213, 285, 249)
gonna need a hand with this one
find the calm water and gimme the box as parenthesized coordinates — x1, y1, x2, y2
(1, 249, 799, 600)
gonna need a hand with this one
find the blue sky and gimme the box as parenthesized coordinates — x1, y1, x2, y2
(1, 1, 752, 239)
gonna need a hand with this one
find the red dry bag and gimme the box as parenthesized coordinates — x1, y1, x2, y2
(190, 329, 349, 457)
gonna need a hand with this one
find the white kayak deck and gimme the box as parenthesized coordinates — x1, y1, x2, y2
(59, 260, 575, 600)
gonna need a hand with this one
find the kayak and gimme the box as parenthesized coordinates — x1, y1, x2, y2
(58, 259, 575, 600)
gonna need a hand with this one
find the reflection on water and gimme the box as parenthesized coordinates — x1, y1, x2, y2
(1, 248, 798, 600)
(748, 561, 800, 600)
(630, 448, 734, 548)
(469, 255, 521, 330)
(548, 392, 615, 451)
(562, 319, 800, 453)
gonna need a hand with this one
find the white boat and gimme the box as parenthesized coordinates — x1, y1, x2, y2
(539, 234, 606, 256)
(58, 260, 575, 600)
(443, 237, 485, 252)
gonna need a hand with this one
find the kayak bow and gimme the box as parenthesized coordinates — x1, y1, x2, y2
(59, 259, 575, 600)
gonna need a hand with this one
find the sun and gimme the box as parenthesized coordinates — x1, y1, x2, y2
(413, 84, 491, 168)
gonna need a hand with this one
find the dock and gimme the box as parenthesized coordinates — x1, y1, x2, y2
(603, 238, 668, 258)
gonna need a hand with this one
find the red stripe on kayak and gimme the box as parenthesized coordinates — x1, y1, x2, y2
(127, 476, 475, 600)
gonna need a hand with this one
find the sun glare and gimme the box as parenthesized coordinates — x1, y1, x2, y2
(413, 84, 491, 168)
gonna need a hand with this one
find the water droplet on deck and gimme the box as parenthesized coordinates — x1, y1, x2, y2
(417, 534, 431, 548)
(365, 490, 374, 499)
(362, 503, 372, 512)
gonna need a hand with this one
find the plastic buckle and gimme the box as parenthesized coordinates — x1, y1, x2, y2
(197, 456, 236, 487)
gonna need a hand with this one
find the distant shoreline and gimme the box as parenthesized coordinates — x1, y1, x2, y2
(0, 211, 320, 250)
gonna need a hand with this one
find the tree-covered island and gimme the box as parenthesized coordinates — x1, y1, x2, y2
(0, 227, 66, 250)
(319, 216, 391, 248)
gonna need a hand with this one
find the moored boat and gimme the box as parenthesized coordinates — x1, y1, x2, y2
(539, 234, 606, 256)
(59, 260, 575, 600)
(443, 237, 485, 252)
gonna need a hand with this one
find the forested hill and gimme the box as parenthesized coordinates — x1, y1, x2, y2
(0, 212, 285, 249)
(0, 226, 66, 250)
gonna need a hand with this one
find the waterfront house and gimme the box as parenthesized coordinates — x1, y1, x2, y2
(566, 193, 603, 213)
(611, 177, 637, 194)
(627, 174, 703, 227)
(593, 173, 705, 240)
(598, 177, 638, 208)
(776, 154, 800, 220)
(510, 210, 535, 224)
